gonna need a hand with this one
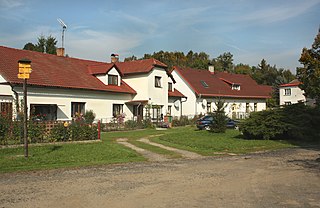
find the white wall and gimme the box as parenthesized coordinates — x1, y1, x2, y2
(12, 86, 133, 122)
(279, 86, 306, 105)
(123, 67, 170, 115)
(171, 70, 197, 117)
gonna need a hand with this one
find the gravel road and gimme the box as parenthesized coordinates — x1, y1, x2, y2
(1, 148, 319, 208)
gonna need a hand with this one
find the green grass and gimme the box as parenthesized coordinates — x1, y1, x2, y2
(151, 127, 294, 155)
(130, 140, 182, 159)
(0, 126, 296, 173)
(0, 134, 145, 173)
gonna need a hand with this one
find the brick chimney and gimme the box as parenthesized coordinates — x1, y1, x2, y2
(208, 65, 214, 74)
(111, 53, 119, 63)
(56, 48, 65, 56)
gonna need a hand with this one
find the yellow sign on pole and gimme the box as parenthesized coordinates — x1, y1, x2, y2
(18, 73, 30, 79)
(17, 59, 32, 80)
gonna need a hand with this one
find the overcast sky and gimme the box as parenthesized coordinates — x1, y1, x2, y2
(0, 0, 319, 73)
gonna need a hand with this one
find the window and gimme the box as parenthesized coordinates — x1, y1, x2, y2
(151, 105, 162, 121)
(232, 84, 240, 90)
(200, 80, 209, 88)
(108, 75, 118, 85)
(71, 102, 85, 117)
(254, 103, 257, 112)
(168, 82, 173, 91)
(284, 88, 291, 96)
(113, 104, 123, 117)
(167, 106, 172, 115)
(30, 104, 57, 121)
(246, 103, 250, 113)
(155, 76, 162, 88)
(207, 102, 211, 113)
(0, 102, 12, 119)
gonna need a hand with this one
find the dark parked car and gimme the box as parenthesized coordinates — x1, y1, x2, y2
(196, 115, 238, 130)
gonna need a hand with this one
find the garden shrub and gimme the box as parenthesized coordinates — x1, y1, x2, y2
(240, 109, 289, 140)
(28, 121, 46, 143)
(240, 103, 320, 141)
(49, 123, 70, 142)
(83, 110, 96, 124)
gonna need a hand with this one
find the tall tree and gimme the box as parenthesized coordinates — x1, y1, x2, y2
(297, 29, 320, 106)
(23, 35, 57, 55)
(212, 52, 234, 72)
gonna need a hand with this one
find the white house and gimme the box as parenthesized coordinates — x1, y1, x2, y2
(171, 66, 272, 119)
(0, 46, 177, 122)
(278, 79, 315, 106)
(0, 45, 271, 123)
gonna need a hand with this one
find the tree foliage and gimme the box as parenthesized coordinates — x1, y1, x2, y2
(209, 97, 227, 133)
(23, 35, 57, 55)
(212, 52, 234, 72)
(297, 29, 320, 106)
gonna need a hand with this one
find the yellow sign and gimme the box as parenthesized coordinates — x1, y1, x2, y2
(18, 63, 32, 74)
(18, 73, 30, 79)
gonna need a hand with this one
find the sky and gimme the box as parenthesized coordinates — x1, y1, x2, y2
(0, 0, 319, 73)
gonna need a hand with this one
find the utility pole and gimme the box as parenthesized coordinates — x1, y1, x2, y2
(18, 59, 32, 158)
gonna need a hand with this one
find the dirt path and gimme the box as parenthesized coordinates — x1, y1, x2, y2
(116, 138, 169, 162)
(137, 137, 203, 159)
(1, 148, 319, 208)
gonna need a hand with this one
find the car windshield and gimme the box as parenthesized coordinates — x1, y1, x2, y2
(201, 116, 213, 121)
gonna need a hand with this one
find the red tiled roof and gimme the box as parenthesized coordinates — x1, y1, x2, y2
(280, 79, 301, 87)
(0, 46, 136, 94)
(168, 89, 186, 98)
(115, 58, 167, 75)
(174, 66, 272, 99)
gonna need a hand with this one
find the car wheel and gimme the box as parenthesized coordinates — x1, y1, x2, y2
(204, 125, 211, 131)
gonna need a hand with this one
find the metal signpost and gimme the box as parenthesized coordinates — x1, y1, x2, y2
(18, 59, 32, 158)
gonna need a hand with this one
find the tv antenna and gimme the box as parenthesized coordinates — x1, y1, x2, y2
(57, 18, 67, 48)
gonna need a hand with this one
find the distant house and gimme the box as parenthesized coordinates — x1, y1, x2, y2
(279, 79, 315, 106)
(171, 66, 272, 119)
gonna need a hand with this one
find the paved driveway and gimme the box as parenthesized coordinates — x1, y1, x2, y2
(0, 148, 319, 208)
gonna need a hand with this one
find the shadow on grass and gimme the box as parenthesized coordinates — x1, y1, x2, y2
(49, 145, 62, 152)
(232, 133, 320, 151)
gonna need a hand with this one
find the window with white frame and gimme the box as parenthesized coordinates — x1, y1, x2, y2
(284, 88, 291, 96)
(71, 102, 85, 117)
(155, 76, 162, 88)
(113, 104, 123, 117)
(108, 75, 118, 85)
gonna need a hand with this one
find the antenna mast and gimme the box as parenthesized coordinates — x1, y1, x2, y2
(57, 18, 67, 48)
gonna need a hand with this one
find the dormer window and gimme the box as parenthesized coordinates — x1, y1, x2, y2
(108, 75, 118, 85)
(232, 84, 240, 90)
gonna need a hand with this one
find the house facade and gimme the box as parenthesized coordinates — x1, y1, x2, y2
(0, 46, 178, 122)
(171, 66, 272, 119)
(279, 79, 316, 106)
(1, 45, 271, 122)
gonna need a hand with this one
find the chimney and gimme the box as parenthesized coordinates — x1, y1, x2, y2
(208, 65, 214, 74)
(56, 48, 65, 56)
(111, 53, 119, 63)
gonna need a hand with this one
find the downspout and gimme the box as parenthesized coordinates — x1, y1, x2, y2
(10, 84, 20, 117)
(196, 94, 201, 115)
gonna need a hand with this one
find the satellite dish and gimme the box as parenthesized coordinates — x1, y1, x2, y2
(202, 99, 207, 106)
(57, 18, 67, 48)
(174, 100, 180, 108)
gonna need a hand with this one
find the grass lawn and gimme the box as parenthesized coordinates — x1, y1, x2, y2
(0, 126, 295, 173)
(0, 135, 145, 174)
(151, 126, 294, 155)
